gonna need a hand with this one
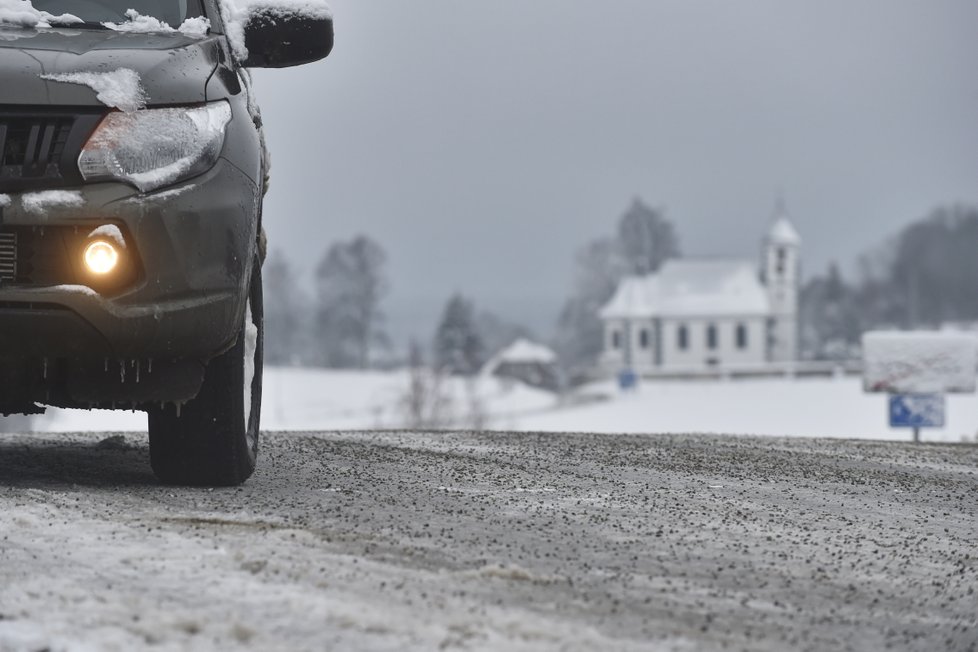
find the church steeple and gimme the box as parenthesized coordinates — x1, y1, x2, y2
(767, 193, 801, 247)
(762, 195, 801, 363)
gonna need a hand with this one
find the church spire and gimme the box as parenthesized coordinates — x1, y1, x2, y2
(767, 194, 801, 246)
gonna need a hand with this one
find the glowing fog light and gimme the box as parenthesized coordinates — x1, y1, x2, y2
(84, 240, 120, 275)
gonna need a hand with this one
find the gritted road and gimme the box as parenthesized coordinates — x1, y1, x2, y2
(0, 431, 975, 651)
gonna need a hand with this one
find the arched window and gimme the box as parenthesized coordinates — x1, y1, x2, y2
(677, 324, 688, 351)
(736, 323, 748, 349)
(639, 328, 650, 349)
(706, 323, 718, 350)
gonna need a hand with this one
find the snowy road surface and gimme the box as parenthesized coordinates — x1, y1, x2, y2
(0, 431, 975, 651)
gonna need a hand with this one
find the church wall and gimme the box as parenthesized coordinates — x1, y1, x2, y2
(660, 317, 767, 369)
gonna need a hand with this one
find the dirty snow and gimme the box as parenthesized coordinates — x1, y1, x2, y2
(863, 330, 978, 394)
(102, 9, 210, 36)
(0, 431, 975, 651)
(87, 224, 126, 248)
(20, 190, 83, 214)
(41, 68, 146, 112)
(0, 0, 79, 28)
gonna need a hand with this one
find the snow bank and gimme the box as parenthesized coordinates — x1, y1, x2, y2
(102, 9, 210, 37)
(0, 0, 80, 28)
(41, 69, 146, 112)
(219, 0, 332, 61)
(863, 331, 978, 394)
(21, 190, 83, 214)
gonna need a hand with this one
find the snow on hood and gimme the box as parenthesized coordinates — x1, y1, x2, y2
(0, 0, 80, 28)
(103, 9, 210, 37)
(219, 0, 332, 61)
(40, 68, 146, 112)
(3, 29, 220, 107)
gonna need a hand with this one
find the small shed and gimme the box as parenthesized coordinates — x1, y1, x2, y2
(482, 339, 560, 391)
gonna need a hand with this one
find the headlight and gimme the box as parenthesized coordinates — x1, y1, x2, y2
(78, 102, 232, 193)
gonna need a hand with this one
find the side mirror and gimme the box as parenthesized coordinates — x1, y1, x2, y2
(241, 4, 333, 68)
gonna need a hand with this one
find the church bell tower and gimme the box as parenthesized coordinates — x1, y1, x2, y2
(762, 196, 801, 363)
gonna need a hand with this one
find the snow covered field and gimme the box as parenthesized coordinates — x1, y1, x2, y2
(19, 367, 978, 442)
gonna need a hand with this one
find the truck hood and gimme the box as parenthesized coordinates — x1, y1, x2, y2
(0, 26, 221, 107)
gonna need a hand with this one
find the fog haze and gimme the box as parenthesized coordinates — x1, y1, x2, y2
(252, 1, 978, 344)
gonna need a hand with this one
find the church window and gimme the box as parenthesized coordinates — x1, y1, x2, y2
(611, 329, 621, 350)
(677, 324, 689, 350)
(776, 247, 787, 274)
(639, 328, 650, 349)
(706, 323, 718, 350)
(736, 323, 748, 349)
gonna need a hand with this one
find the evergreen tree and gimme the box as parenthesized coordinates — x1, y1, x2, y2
(433, 294, 484, 375)
(314, 235, 389, 368)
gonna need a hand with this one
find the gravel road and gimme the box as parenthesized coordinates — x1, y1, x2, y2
(0, 430, 975, 651)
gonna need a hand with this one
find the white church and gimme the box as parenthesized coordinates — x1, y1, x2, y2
(599, 202, 801, 374)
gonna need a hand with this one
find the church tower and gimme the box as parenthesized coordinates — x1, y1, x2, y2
(762, 197, 801, 363)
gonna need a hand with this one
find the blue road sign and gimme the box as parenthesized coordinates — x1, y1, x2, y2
(618, 369, 638, 391)
(889, 394, 945, 429)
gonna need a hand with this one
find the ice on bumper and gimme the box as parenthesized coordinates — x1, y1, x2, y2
(78, 102, 232, 192)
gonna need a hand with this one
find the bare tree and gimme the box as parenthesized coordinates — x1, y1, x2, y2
(314, 235, 389, 368)
(554, 198, 681, 374)
(616, 198, 680, 275)
(263, 250, 306, 365)
(400, 340, 453, 429)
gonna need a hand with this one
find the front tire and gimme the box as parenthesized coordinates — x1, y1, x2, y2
(147, 259, 264, 486)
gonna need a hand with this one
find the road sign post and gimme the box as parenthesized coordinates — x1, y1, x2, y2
(888, 394, 945, 443)
(863, 331, 977, 443)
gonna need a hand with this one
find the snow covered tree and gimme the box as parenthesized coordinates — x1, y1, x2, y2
(433, 294, 484, 375)
(263, 250, 306, 365)
(553, 238, 624, 374)
(616, 198, 680, 275)
(554, 199, 680, 375)
(314, 235, 389, 369)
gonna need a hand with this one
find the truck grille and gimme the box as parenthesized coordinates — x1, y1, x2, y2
(0, 110, 103, 193)
(0, 231, 15, 282)
(0, 226, 75, 287)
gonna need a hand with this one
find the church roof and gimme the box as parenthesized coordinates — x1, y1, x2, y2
(600, 259, 771, 319)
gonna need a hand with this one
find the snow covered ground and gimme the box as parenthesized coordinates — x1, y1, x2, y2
(21, 367, 978, 443)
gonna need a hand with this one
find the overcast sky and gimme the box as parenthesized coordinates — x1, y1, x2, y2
(252, 1, 978, 345)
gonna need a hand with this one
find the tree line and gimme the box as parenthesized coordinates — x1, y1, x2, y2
(263, 202, 978, 375)
(264, 236, 531, 374)
(800, 204, 978, 359)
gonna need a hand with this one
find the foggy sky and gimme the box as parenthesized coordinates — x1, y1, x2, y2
(252, 1, 978, 345)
